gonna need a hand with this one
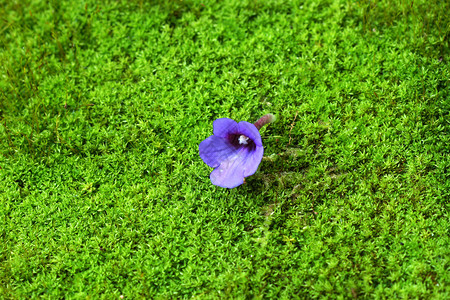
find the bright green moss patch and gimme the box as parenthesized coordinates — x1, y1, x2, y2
(1, 0, 449, 298)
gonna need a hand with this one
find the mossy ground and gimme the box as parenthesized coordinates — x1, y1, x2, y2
(1, 0, 449, 298)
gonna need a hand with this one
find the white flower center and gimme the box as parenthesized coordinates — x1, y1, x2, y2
(238, 135, 249, 145)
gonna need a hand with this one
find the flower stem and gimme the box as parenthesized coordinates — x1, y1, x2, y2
(254, 114, 276, 130)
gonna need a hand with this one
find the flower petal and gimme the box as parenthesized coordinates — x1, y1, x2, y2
(242, 145, 264, 177)
(199, 135, 235, 168)
(237, 121, 262, 146)
(210, 145, 264, 188)
(213, 118, 238, 138)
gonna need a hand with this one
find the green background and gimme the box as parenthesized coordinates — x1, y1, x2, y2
(1, 0, 449, 298)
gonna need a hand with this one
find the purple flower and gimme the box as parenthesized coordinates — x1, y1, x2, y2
(199, 118, 264, 188)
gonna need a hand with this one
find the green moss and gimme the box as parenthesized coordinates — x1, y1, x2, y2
(1, 0, 449, 298)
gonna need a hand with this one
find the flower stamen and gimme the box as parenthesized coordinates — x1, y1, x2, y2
(238, 135, 249, 145)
